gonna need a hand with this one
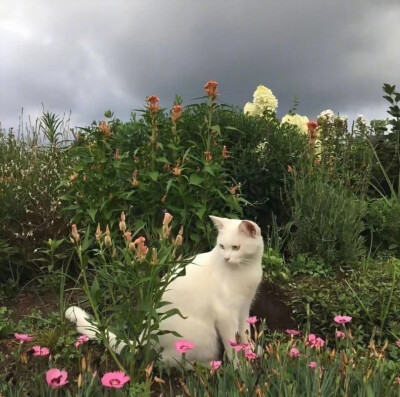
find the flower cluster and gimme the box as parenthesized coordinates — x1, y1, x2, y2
(281, 113, 310, 135)
(244, 85, 278, 116)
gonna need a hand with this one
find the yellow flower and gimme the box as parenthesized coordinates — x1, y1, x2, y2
(281, 114, 309, 135)
(253, 85, 278, 112)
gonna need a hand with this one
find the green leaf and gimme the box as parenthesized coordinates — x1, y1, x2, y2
(204, 165, 215, 176)
(189, 174, 204, 186)
(88, 208, 97, 223)
(149, 171, 159, 182)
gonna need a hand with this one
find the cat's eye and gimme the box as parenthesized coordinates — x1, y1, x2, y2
(219, 244, 225, 249)
(232, 245, 240, 251)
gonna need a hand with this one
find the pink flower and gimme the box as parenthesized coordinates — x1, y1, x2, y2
(14, 333, 33, 342)
(246, 316, 258, 325)
(32, 346, 50, 356)
(204, 80, 219, 99)
(75, 334, 90, 347)
(290, 348, 300, 357)
(396, 341, 400, 348)
(101, 371, 130, 388)
(285, 329, 300, 336)
(396, 376, 400, 385)
(307, 334, 325, 348)
(245, 349, 258, 361)
(174, 340, 195, 354)
(210, 360, 222, 373)
(162, 212, 173, 225)
(336, 330, 346, 339)
(334, 315, 352, 324)
(46, 368, 69, 388)
(308, 361, 317, 369)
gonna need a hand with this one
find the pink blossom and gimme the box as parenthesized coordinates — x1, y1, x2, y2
(396, 341, 400, 348)
(244, 349, 258, 361)
(101, 371, 130, 388)
(75, 334, 90, 347)
(307, 334, 325, 348)
(285, 329, 300, 336)
(14, 333, 33, 342)
(336, 330, 346, 339)
(396, 376, 400, 385)
(290, 348, 300, 357)
(334, 315, 352, 324)
(174, 340, 195, 353)
(308, 361, 317, 369)
(32, 346, 50, 356)
(162, 212, 173, 225)
(210, 360, 222, 373)
(246, 316, 258, 325)
(46, 368, 68, 388)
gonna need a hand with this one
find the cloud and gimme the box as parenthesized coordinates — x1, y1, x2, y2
(1, 0, 399, 131)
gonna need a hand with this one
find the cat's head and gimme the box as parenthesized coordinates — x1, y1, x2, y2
(210, 216, 263, 266)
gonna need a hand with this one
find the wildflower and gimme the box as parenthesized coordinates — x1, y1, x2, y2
(69, 172, 78, 181)
(243, 102, 260, 117)
(101, 371, 130, 389)
(131, 169, 139, 186)
(172, 166, 181, 176)
(281, 114, 309, 135)
(230, 185, 239, 195)
(124, 231, 132, 243)
(285, 329, 300, 336)
(210, 360, 222, 373)
(174, 340, 195, 353)
(245, 349, 258, 361)
(98, 121, 111, 139)
(253, 85, 278, 113)
(290, 348, 300, 357)
(173, 226, 184, 246)
(222, 145, 229, 159)
(71, 224, 80, 243)
(307, 334, 325, 348)
(74, 335, 90, 347)
(104, 234, 112, 248)
(119, 212, 127, 233)
(204, 151, 212, 162)
(308, 361, 317, 369)
(336, 330, 346, 339)
(14, 333, 33, 342)
(396, 341, 400, 348)
(130, 236, 148, 259)
(95, 223, 102, 241)
(246, 316, 258, 325)
(204, 80, 219, 99)
(162, 212, 173, 239)
(396, 376, 400, 385)
(46, 368, 69, 388)
(171, 105, 183, 123)
(31, 346, 50, 356)
(146, 95, 161, 114)
(334, 315, 352, 324)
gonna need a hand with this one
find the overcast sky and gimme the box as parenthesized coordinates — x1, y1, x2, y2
(1, 1, 399, 132)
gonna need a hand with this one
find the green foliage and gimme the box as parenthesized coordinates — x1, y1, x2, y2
(61, 97, 244, 254)
(284, 259, 400, 344)
(0, 306, 15, 338)
(287, 160, 366, 267)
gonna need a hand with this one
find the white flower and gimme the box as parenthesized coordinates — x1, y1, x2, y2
(253, 85, 278, 113)
(243, 102, 260, 117)
(318, 109, 335, 123)
(356, 114, 368, 127)
(281, 114, 309, 134)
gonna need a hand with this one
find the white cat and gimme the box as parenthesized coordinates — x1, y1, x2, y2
(66, 216, 263, 365)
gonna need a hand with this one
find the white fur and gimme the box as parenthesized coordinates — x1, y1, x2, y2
(66, 216, 263, 365)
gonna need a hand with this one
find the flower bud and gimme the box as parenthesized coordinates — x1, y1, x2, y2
(71, 224, 80, 242)
(104, 235, 112, 247)
(95, 223, 102, 241)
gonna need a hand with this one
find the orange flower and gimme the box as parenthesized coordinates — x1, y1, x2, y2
(172, 166, 181, 176)
(171, 105, 183, 123)
(222, 145, 229, 159)
(146, 95, 160, 114)
(204, 151, 212, 162)
(307, 121, 319, 139)
(132, 169, 139, 186)
(98, 121, 111, 139)
(71, 224, 80, 243)
(204, 80, 219, 99)
(163, 212, 173, 225)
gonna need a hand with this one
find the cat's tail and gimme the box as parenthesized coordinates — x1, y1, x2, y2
(65, 306, 127, 354)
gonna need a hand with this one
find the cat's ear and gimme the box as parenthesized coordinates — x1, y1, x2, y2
(239, 220, 258, 238)
(209, 215, 224, 230)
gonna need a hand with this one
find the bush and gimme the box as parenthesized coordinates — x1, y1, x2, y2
(287, 159, 366, 267)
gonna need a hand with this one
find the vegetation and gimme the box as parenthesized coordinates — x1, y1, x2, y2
(1, 82, 400, 395)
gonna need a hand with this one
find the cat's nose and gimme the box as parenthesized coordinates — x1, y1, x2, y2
(224, 256, 230, 262)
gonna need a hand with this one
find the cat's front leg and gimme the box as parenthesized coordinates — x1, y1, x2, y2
(238, 303, 252, 343)
(215, 317, 240, 362)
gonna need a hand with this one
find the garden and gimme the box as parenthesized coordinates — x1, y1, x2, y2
(1, 81, 400, 396)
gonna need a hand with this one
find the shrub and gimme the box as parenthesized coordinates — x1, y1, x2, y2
(287, 159, 366, 267)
